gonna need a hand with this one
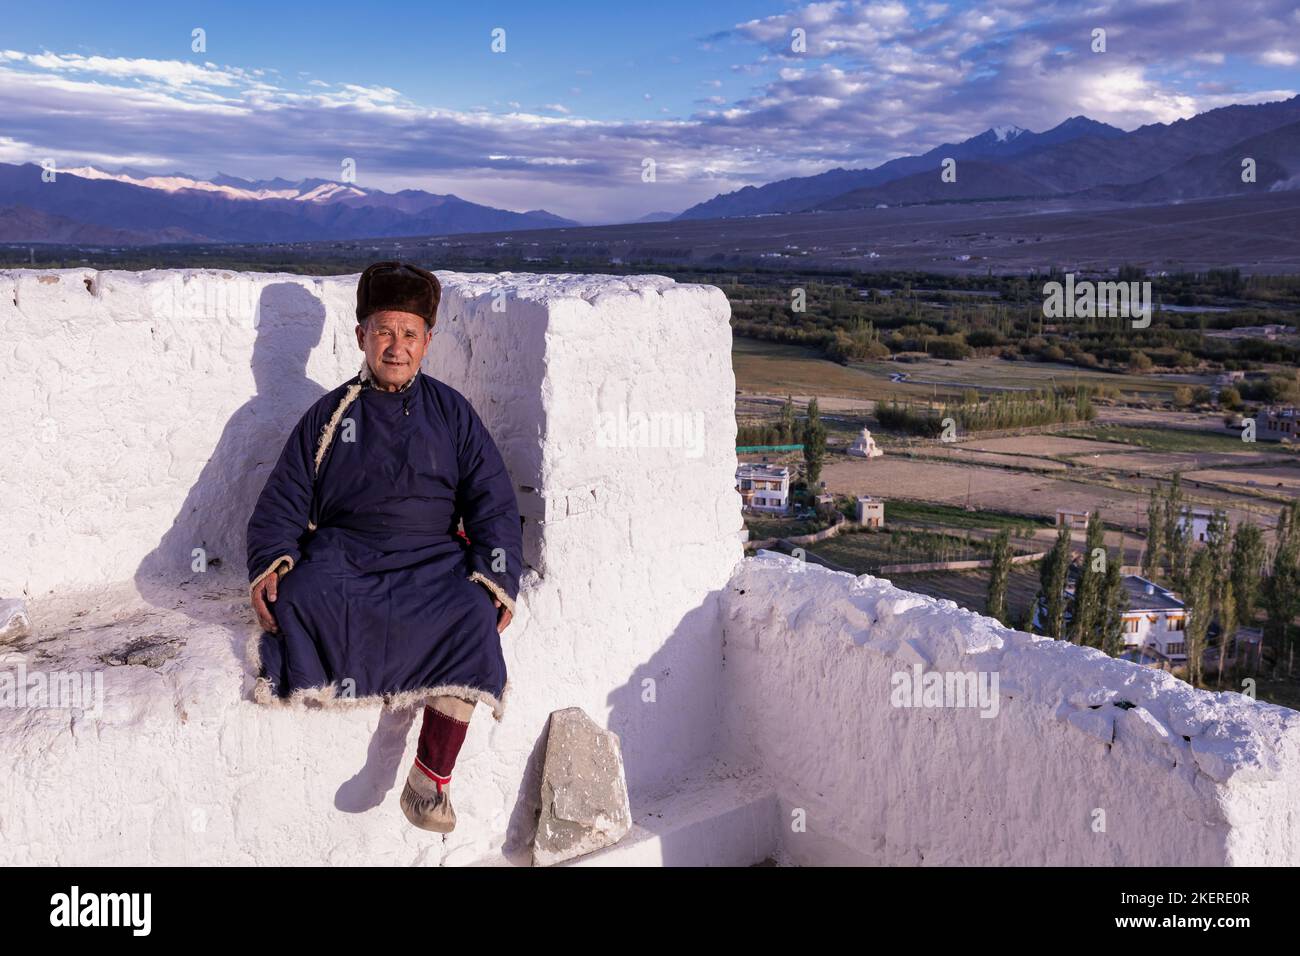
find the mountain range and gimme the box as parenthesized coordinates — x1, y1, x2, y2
(677, 96, 1300, 219)
(2, 95, 1297, 245)
(0, 164, 578, 245)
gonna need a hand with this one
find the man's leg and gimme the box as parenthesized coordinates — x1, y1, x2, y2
(414, 696, 474, 794)
(401, 696, 475, 832)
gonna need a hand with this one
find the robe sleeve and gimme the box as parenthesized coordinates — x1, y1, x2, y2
(455, 397, 523, 616)
(246, 408, 317, 595)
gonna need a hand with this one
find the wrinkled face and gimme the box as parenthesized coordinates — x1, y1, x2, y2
(355, 310, 431, 389)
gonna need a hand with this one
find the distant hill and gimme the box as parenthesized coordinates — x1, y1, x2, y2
(675, 116, 1124, 219)
(0, 163, 580, 245)
(681, 97, 1300, 218)
(629, 210, 679, 223)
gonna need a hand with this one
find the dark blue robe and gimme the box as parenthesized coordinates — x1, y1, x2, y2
(245, 366, 523, 719)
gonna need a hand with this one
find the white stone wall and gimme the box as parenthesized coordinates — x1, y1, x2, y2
(0, 268, 743, 864)
(721, 554, 1300, 866)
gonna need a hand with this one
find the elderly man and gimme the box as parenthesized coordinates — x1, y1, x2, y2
(245, 261, 523, 834)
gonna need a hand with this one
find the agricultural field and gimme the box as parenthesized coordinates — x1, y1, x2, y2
(885, 565, 1044, 627)
(734, 338, 1216, 406)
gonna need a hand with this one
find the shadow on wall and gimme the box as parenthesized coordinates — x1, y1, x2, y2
(480, 589, 728, 864)
(134, 282, 329, 598)
(132, 280, 331, 721)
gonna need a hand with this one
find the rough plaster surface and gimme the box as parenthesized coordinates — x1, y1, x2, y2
(0, 268, 743, 865)
(721, 554, 1300, 866)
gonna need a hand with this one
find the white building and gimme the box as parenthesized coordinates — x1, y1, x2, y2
(1035, 572, 1188, 662)
(1055, 508, 1089, 530)
(856, 496, 885, 528)
(1119, 576, 1188, 662)
(846, 427, 883, 459)
(736, 463, 790, 513)
(1176, 508, 1218, 544)
(1256, 407, 1299, 442)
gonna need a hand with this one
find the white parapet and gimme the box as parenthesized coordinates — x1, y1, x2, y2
(0, 268, 744, 865)
(721, 553, 1300, 866)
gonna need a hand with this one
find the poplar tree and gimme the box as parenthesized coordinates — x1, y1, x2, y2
(1163, 474, 1191, 591)
(802, 397, 827, 487)
(1143, 488, 1164, 579)
(1263, 501, 1300, 674)
(1206, 512, 1235, 687)
(1100, 558, 1126, 657)
(987, 529, 1012, 625)
(779, 395, 796, 445)
(1230, 520, 1266, 627)
(1070, 511, 1106, 646)
(1184, 549, 1214, 687)
(1038, 527, 1071, 639)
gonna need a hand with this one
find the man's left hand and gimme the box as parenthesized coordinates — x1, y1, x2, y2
(492, 599, 513, 633)
(472, 578, 512, 633)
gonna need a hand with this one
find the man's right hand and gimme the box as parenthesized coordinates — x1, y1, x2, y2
(251, 571, 280, 634)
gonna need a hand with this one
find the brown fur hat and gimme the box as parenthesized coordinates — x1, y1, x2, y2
(356, 260, 441, 327)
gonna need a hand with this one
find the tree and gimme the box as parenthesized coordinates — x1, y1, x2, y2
(779, 395, 796, 445)
(1163, 474, 1191, 591)
(802, 397, 827, 487)
(1143, 488, 1164, 579)
(987, 529, 1012, 625)
(1038, 527, 1071, 639)
(1100, 558, 1126, 657)
(1230, 520, 1266, 627)
(1070, 512, 1106, 646)
(1263, 501, 1300, 675)
(1205, 511, 1234, 687)
(1183, 549, 1214, 687)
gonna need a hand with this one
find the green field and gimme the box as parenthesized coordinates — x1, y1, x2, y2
(733, 337, 1208, 405)
(1063, 425, 1266, 454)
(884, 500, 1053, 532)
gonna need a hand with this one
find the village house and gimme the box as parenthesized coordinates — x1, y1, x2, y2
(856, 496, 885, 528)
(735, 463, 790, 513)
(1118, 576, 1188, 662)
(1176, 508, 1218, 544)
(1055, 508, 1090, 530)
(1256, 406, 1299, 442)
(1034, 571, 1188, 663)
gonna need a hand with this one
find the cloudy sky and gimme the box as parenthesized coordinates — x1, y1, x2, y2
(2, 0, 1297, 223)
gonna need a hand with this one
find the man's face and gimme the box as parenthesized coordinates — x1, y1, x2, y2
(355, 310, 432, 389)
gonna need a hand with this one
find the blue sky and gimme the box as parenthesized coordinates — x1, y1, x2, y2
(2, 0, 1297, 222)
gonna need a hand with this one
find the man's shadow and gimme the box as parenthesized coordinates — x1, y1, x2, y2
(133, 283, 418, 811)
(135, 282, 328, 601)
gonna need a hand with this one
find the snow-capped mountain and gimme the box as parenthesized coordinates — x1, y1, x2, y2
(0, 163, 580, 244)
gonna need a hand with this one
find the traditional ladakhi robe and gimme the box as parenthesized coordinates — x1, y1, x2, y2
(245, 359, 523, 719)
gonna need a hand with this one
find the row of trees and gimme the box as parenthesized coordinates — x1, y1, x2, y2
(989, 513, 1130, 651)
(876, 388, 1095, 438)
(1012, 475, 1300, 687)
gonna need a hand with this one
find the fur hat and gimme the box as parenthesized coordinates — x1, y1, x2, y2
(356, 261, 441, 327)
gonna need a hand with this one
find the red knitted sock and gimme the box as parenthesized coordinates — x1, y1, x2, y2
(414, 705, 469, 794)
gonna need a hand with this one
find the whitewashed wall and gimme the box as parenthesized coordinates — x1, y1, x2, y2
(0, 268, 744, 864)
(722, 554, 1300, 866)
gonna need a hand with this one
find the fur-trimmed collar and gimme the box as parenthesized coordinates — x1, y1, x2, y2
(358, 357, 419, 392)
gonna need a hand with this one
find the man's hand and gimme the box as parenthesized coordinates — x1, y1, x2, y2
(472, 578, 513, 633)
(491, 598, 513, 634)
(251, 571, 280, 634)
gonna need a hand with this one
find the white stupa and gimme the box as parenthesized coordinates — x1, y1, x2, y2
(847, 427, 883, 459)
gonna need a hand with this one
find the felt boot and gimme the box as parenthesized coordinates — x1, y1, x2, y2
(400, 763, 456, 833)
